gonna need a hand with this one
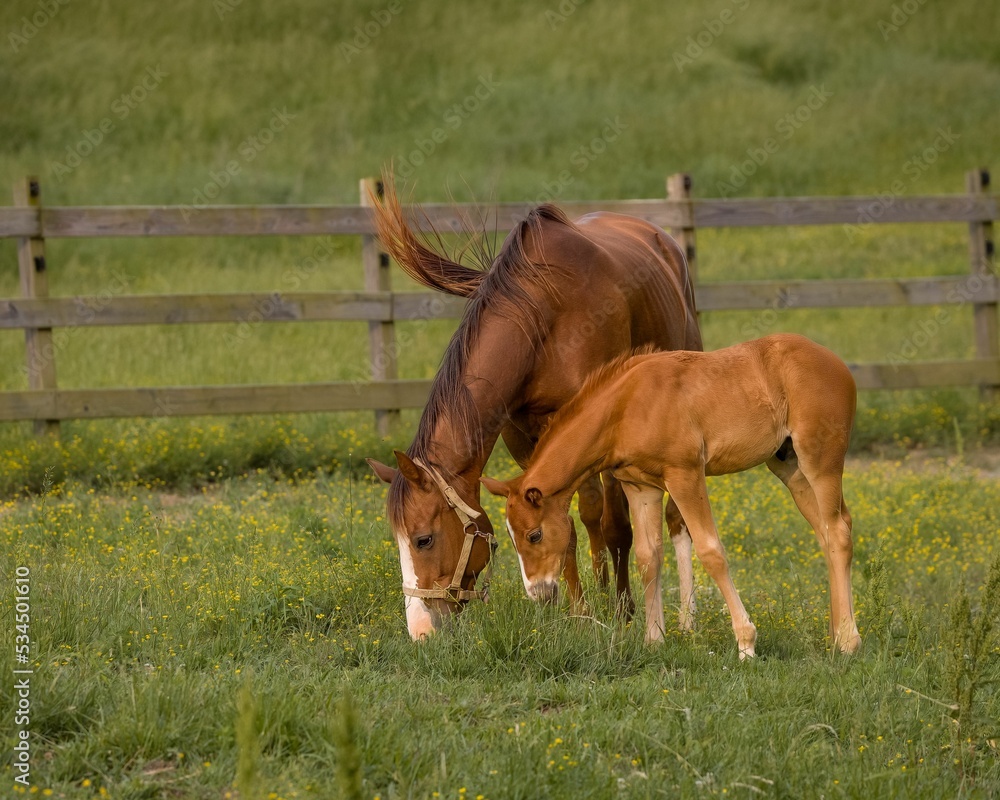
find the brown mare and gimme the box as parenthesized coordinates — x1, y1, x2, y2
(483, 334, 861, 658)
(366, 180, 701, 639)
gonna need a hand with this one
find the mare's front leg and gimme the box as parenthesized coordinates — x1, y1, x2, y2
(577, 475, 610, 588)
(563, 516, 588, 616)
(665, 467, 757, 659)
(601, 472, 635, 617)
(619, 482, 665, 643)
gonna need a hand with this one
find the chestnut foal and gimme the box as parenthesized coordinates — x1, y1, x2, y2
(483, 334, 861, 658)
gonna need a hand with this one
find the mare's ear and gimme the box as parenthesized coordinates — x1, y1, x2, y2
(524, 487, 543, 508)
(393, 450, 430, 488)
(366, 458, 397, 484)
(480, 475, 511, 497)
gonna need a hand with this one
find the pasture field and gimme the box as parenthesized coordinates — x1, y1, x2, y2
(1, 450, 999, 798)
(2, 1, 1000, 797)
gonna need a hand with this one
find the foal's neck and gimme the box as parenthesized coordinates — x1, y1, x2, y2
(527, 403, 616, 499)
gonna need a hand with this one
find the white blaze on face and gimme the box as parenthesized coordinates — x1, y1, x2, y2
(396, 532, 438, 640)
(507, 519, 533, 595)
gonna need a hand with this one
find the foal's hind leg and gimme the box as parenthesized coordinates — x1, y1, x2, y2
(665, 497, 696, 631)
(767, 447, 860, 654)
(601, 473, 635, 617)
(577, 475, 610, 588)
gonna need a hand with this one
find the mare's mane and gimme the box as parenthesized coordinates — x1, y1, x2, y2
(387, 202, 577, 527)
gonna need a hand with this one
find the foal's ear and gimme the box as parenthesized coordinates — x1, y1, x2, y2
(366, 458, 397, 484)
(480, 475, 510, 497)
(524, 487, 543, 508)
(393, 450, 430, 488)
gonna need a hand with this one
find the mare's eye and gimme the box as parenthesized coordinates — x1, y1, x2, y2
(527, 529, 542, 545)
(415, 534, 433, 550)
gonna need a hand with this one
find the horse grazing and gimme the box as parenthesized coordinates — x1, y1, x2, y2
(482, 333, 861, 658)
(366, 179, 701, 640)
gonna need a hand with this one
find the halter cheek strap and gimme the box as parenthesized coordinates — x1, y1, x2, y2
(402, 459, 497, 604)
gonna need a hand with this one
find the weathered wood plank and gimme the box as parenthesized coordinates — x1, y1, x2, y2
(696, 276, 1000, 311)
(849, 359, 1000, 390)
(3, 277, 996, 330)
(691, 195, 998, 228)
(966, 169, 999, 401)
(0, 292, 399, 328)
(0, 194, 996, 239)
(15, 177, 58, 435)
(2, 360, 996, 422)
(37, 205, 377, 237)
(361, 177, 399, 435)
(0, 380, 436, 421)
(0, 207, 40, 237)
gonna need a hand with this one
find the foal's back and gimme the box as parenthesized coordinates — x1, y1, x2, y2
(611, 334, 855, 476)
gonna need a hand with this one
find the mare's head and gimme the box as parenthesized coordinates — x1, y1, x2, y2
(481, 474, 572, 605)
(368, 451, 495, 640)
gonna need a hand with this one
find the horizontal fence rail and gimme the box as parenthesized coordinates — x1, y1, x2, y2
(0, 195, 997, 240)
(1, 171, 997, 431)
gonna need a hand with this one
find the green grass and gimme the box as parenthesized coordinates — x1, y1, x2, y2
(1, 457, 998, 797)
(2, 3, 1000, 797)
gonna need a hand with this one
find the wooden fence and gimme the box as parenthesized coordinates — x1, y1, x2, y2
(1, 170, 997, 437)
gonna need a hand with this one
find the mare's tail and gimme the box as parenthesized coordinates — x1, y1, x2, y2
(367, 172, 486, 298)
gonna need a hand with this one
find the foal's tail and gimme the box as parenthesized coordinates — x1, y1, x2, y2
(367, 172, 486, 298)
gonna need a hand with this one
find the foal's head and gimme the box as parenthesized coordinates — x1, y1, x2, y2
(481, 474, 572, 605)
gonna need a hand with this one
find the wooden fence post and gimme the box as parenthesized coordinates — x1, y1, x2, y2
(966, 168, 999, 402)
(667, 172, 698, 300)
(14, 176, 59, 435)
(360, 177, 400, 436)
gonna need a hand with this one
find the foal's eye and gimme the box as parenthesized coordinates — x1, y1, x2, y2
(527, 529, 542, 545)
(414, 534, 433, 550)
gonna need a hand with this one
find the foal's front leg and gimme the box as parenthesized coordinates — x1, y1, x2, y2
(619, 482, 665, 643)
(665, 467, 756, 659)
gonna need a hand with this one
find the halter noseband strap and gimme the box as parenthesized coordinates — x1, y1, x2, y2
(402, 458, 497, 604)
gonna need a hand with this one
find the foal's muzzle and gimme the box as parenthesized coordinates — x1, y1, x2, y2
(528, 580, 559, 605)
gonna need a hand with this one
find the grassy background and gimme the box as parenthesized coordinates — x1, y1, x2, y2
(1, 1, 1000, 797)
(2, 0, 1000, 489)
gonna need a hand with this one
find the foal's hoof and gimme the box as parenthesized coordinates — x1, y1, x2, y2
(836, 631, 862, 655)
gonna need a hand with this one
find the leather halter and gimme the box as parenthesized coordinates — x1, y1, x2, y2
(401, 458, 497, 604)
